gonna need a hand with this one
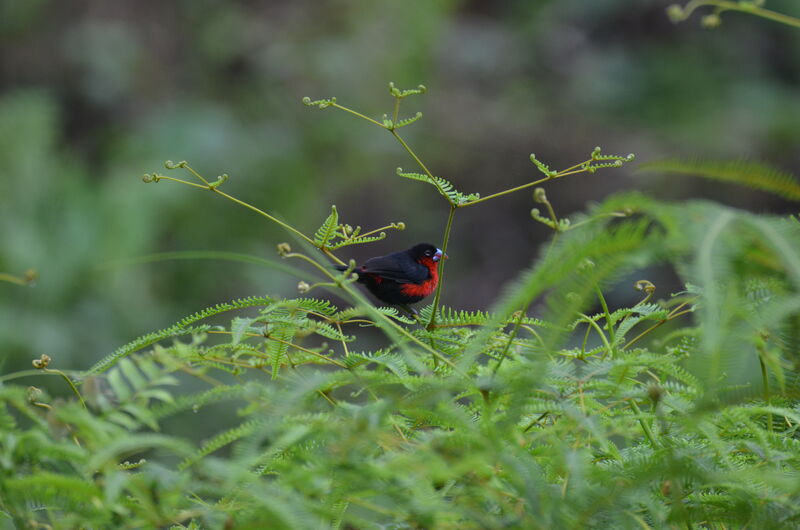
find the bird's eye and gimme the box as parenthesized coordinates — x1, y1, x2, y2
(424, 250, 432, 256)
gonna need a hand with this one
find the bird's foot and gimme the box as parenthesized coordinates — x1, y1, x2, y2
(399, 304, 420, 322)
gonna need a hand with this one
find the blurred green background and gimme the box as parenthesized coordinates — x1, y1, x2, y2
(1, 0, 798, 371)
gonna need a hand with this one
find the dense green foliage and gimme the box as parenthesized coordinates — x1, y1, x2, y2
(2, 79, 800, 529)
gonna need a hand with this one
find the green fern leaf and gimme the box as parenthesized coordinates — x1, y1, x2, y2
(152, 383, 263, 419)
(612, 304, 670, 347)
(268, 322, 297, 379)
(314, 205, 339, 247)
(178, 419, 264, 470)
(328, 234, 387, 249)
(85, 296, 275, 376)
(231, 316, 259, 345)
(396, 168, 478, 205)
(640, 158, 800, 201)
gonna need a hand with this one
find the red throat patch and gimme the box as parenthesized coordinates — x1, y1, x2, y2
(399, 257, 439, 298)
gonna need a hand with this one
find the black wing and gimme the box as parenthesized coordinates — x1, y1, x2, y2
(360, 251, 429, 284)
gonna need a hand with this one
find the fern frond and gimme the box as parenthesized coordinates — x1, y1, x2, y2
(394, 111, 422, 128)
(268, 322, 297, 379)
(396, 168, 479, 205)
(280, 297, 338, 317)
(152, 382, 264, 419)
(314, 205, 339, 247)
(613, 305, 671, 347)
(420, 304, 545, 328)
(83, 325, 212, 377)
(3, 473, 105, 517)
(332, 306, 416, 324)
(640, 158, 800, 201)
(328, 234, 387, 249)
(84, 354, 180, 430)
(175, 296, 277, 328)
(85, 296, 276, 376)
(178, 419, 264, 470)
(344, 351, 409, 378)
(308, 320, 354, 342)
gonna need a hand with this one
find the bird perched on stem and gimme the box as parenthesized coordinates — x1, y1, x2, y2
(335, 243, 446, 308)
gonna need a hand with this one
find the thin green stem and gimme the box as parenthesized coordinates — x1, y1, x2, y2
(390, 131, 454, 206)
(595, 286, 617, 353)
(622, 301, 694, 350)
(284, 252, 341, 279)
(154, 169, 334, 264)
(522, 411, 550, 433)
(43, 368, 87, 409)
(543, 199, 560, 231)
(330, 102, 386, 128)
(678, 0, 800, 29)
(758, 349, 773, 434)
(460, 175, 554, 207)
(578, 313, 613, 358)
(181, 163, 213, 187)
(154, 175, 209, 189)
(207, 329, 348, 368)
(630, 399, 659, 448)
(580, 323, 592, 359)
(357, 224, 402, 239)
(458, 157, 600, 208)
(427, 205, 457, 331)
(0, 273, 29, 286)
(493, 310, 525, 374)
(336, 322, 350, 357)
(211, 188, 318, 249)
(0, 369, 82, 383)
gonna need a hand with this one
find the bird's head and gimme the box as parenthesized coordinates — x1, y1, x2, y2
(409, 243, 447, 263)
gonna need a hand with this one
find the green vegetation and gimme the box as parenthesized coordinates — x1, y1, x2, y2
(2, 81, 800, 528)
(3, 3, 800, 528)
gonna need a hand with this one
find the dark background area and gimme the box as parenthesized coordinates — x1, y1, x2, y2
(1, 0, 799, 370)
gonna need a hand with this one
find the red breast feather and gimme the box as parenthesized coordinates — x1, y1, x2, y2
(399, 257, 438, 298)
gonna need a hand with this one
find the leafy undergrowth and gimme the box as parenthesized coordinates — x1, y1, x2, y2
(2, 83, 800, 529)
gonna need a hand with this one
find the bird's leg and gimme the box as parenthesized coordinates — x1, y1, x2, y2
(399, 304, 420, 322)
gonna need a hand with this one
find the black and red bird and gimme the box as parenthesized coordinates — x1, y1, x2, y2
(336, 243, 446, 306)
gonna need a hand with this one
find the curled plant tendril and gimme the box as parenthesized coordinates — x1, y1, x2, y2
(27, 386, 50, 410)
(634, 280, 656, 295)
(530, 154, 558, 177)
(276, 243, 292, 256)
(0, 268, 38, 286)
(388, 82, 427, 99)
(384, 112, 423, 131)
(27, 386, 43, 402)
(142, 173, 163, 183)
(666, 1, 799, 30)
(209, 174, 229, 189)
(164, 160, 188, 170)
(32, 354, 51, 369)
(302, 96, 337, 109)
(634, 280, 657, 305)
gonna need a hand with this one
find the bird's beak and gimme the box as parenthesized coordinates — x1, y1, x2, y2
(433, 248, 447, 262)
